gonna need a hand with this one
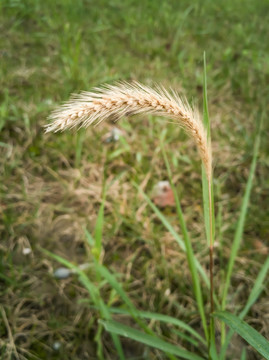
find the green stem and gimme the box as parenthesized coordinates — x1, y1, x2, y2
(162, 145, 209, 342)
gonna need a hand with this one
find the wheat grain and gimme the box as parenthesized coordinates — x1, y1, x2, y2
(45, 82, 212, 179)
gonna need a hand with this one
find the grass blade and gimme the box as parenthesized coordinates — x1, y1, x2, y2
(94, 192, 106, 260)
(95, 263, 168, 343)
(240, 348, 247, 360)
(40, 248, 125, 360)
(221, 117, 262, 311)
(133, 182, 209, 288)
(100, 320, 205, 360)
(161, 144, 208, 341)
(203, 52, 217, 355)
(96, 264, 138, 318)
(172, 329, 199, 347)
(220, 256, 269, 359)
(213, 311, 269, 360)
(108, 307, 207, 346)
(239, 256, 269, 319)
(202, 52, 213, 247)
(96, 265, 179, 360)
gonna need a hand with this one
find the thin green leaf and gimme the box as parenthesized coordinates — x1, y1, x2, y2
(172, 329, 199, 347)
(84, 227, 94, 247)
(203, 52, 217, 354)
(40, 248, 125, 360)
(202, 53, 212, 247)
(96, 264, 138, 317)
(202, 166, 210, 246)
(239, 256, 269, 319)
(222, 117, 262, 311)
(96, 264, 159, 340)
(161, 144, 208, 341)
(94, 188, 106, 259)
(203, 52, 210, 138)
(209, 321, 219, 360)
(213, 311, 269, 360)
(132, 182, 209, 288)
(240, 348, 247, 360)
(108, 307, 206, 346)
(220, 256, 269, 359)
(100, 320, 205, 360)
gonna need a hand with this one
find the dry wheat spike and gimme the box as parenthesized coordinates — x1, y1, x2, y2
(45, 82, 212, 180)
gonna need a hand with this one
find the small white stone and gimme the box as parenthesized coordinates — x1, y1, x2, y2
(22, 247, 31, 255)
(53, 267, 71, 279)
(52, 341, 61, 351)
(164, 288, 171, 297)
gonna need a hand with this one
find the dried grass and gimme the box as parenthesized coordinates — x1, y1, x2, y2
(46, 82, 212, 180)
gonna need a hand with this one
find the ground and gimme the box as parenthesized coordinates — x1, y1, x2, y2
(0, 0, 268, 359)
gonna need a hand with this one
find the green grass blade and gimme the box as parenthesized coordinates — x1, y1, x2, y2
(239, 256, 269, 319)
(100, 320, 205, 360)
(95, 264, 163, 342)
(132, 182, 209, 288)
(108, 307, 206, 346)
(221, 118, 262, 311)
(94, 187, 106, 260)
(161, 144, 208, 341)
(110, 332, 126, 360)
(134, 181, 185, 249)
(202, 52, 212, 246)
(203, 52, 210, 138)
(220, 256, 269, 359)
(202, 53, 215, 248)
(203, 52, 217, 355)
(172, 329, 199, 347)
(202, 166, 210, 246)
(213, 311, 269, 360)
(41, 248, 125, 360)
(240, 348, 247, 360)
(40, 248, 98, 300)
(96, 264, 138, 317)
(84, 227, 95, 247)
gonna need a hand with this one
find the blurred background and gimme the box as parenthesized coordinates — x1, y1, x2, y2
(0, 0, 268, 359)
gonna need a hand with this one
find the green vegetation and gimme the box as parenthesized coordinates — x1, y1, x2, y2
(0, 0, 268, 359)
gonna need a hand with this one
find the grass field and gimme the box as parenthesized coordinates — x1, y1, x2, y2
(0, 0, 268, 359)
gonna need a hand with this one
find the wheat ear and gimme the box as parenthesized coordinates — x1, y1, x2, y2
(45, 82, 212, 180)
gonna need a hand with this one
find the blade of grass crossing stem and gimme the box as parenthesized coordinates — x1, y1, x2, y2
(132, 182, 209, 288)
(202, 52, 214, 247)
(96, 264, 138, 316)
(108, 307, 207, 346)
(213, 311, 269, 360)
(171, 329, 199, 347)
(221, 117, 262, 312)
(96, 265, 178, 360)
(161, 144, 208, 341)
(240, 348, 247, 360)
(203, 52, 211, 138)
(220, 256, 269, 359)
(100, 320, 205, 360)
(239, 256, 269, 319)
(84, 227, 95, 247)
(41, 248, 125, 360)
(202, 167, 210, 247)
(94, 186, 106, 261)
(203, 52, 217, 355)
